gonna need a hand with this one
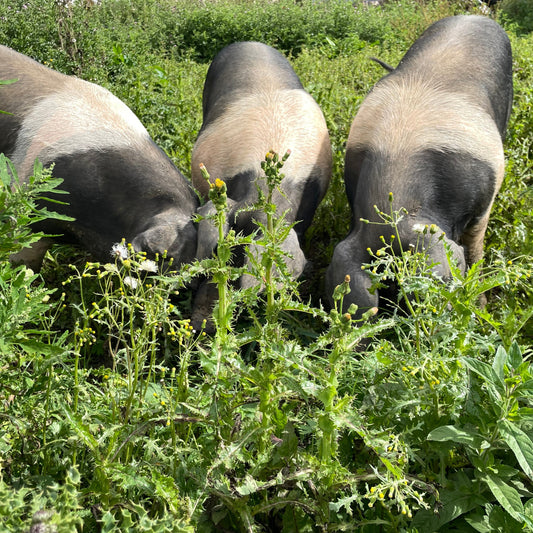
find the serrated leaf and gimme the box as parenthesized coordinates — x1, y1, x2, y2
(498, 419, 533, 481)
(108, 464, 152, 493)
(329, 493, 359, 517)
(235, 474, 261, 496)
(62, 408, 100, 454)
(100, 511, 117, 533)
(152, 470, 182, 514)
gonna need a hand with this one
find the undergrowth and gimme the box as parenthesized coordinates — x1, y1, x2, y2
(0, 0, 532, 531)
(1, 148, 531, 531)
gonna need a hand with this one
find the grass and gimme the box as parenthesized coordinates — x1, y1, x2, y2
(0, 0, 532, 531)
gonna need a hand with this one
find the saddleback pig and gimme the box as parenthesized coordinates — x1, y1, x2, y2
(191, 41, 332, 326)
(0, 44, 198, 269)
(326, 15, 513, 315)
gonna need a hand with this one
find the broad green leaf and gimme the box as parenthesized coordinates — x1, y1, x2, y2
(524, 498, 533, 523)
(17, 340, 66, 357)
(427, 425, 481, 447)
(412, 487, 487, 530)
(492, 345, 507, 380)
(67, 466, 81, 485)
(508, 341, 524, 371)
(498, 419, 533, 481)
(480, 471, 524, 523)
(463, 358, 505, 402)
(467, 503, 526, 533)
(514, 381, 533, 397)
(464, 510, 493, 533)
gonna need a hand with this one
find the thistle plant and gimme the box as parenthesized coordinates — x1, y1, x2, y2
(0, 154, 71, 260)
(257, 149, 293, 323)
(197, 163, 236, 342)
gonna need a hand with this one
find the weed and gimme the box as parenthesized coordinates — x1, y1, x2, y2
(0, 1, 531, 530)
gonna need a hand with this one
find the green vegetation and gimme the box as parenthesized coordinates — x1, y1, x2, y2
(0, 0, 532, 531)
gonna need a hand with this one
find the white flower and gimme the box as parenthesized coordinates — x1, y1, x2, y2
(111, 242, 129, 260)
(123, 276, 138, 289)
(139, 259, 158, 273)
(412, 223, 426, 234)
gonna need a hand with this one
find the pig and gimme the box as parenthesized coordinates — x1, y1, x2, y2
(191, 41, 332, 326)
(0, 44, 198, 270)
(326, 15, 513, 315)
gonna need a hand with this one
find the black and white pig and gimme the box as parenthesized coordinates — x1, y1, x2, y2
(0, 44, 198, 269)
(325, 15, 513, 315)
(191, 41, 332, 324)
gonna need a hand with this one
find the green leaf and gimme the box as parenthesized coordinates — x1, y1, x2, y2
(62, 408, 100, 455)
(17, 340, 66, 357)
(463, 358, 505, 402)
(412, 486, 487, 530)
(514, 380, 533, 397)
(235, 474, 261, 496)
(317, 385, 337, 408)
(464, 510, 493, 533)
(498, 419, 533, 481)
(67, 466, 81, 485)
(508, 341, 523, 371)
(479, 471, 524, 523)
(492, 345, 507, 380)
(427, 425, 482, 448)
(466, 503, 526, 533)
(379, 456, 403, 480)
(100, 511, 117, 533)
(329, 493, 359, 517)
(524, 498, 533, 523)
(152, 470, 182, 515)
